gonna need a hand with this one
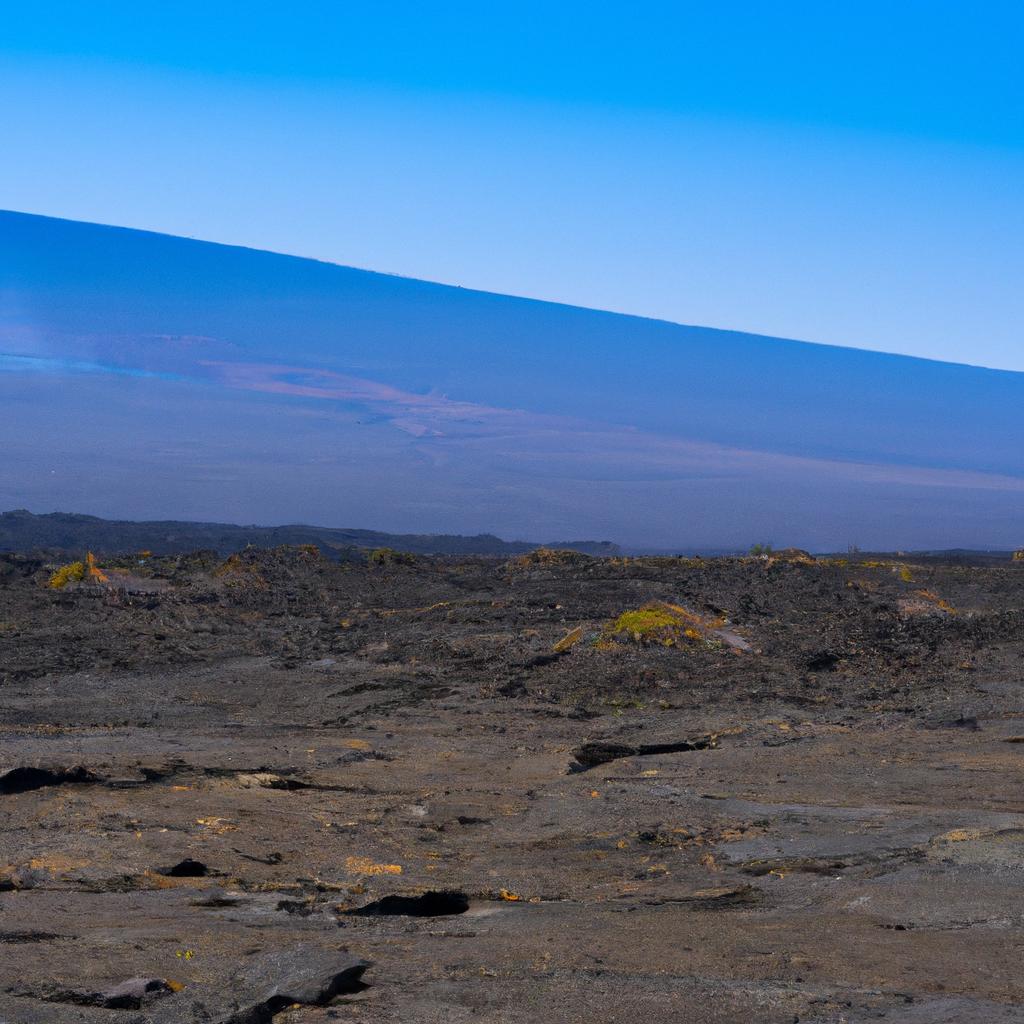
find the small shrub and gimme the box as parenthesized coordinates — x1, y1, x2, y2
(511, 547, 589, 568)
(48, 561, 85, 589)
(367, 547, 416, 567)
(48, 551, 108, 588)
(213, 553, 244, 577)
(213, 552, 267, 588)
(598, 601, 711, 648)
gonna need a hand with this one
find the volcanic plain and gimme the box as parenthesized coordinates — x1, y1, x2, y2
(2, 545, 1024, 1023)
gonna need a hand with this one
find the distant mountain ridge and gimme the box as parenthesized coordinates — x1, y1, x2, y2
(0, 510, 619, 558)
(2, 209, 1023, 550)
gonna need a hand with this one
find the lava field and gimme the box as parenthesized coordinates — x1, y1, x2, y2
(2, 546, 1024, 1022)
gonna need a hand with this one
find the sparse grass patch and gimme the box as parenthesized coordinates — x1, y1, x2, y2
(511, 547, 590, 568)
(597, 601, 719, 649)
(213, 553, 268, 589)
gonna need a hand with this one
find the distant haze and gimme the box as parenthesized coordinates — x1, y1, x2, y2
(2, 210, 1023, 551)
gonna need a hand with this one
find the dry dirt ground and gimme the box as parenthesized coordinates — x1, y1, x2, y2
(2, 547, 1024, 1023)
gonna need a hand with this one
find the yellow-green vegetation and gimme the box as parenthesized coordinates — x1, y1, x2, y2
(511, 547, 588, 568)
(1013, 550, 1024, 562)
(597, 601, 714, 648)
(49, 561, 85, 589)
(603, 695, 647, 710)
(861, 559, 913, 579)
(213, 553, 268, 588)
(48, 552, 108, 589)
(367, 547, 416, 566)
(774, 548, 816, 565)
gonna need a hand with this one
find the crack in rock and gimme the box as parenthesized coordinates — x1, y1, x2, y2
(6, 976, 173, 1010)
(0, 765, 99, 795)
(345, 890, 470, 917)
(570, 735, 717, 772)
(157, 858, 210, 878)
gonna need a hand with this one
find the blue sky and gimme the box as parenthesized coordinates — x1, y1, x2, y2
(2, 2, 1022, 369)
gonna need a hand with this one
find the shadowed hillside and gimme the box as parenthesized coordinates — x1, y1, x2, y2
(0, 510, 618, 558)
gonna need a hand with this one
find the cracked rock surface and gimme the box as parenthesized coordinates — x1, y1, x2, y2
(2, 547, 1024, 1021)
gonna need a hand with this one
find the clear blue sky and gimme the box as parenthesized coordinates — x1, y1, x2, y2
(3, 2, 1022, 369)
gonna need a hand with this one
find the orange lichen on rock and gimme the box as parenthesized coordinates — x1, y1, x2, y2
(914, 589, 957, 614)
(85, 552, 108, 584)
(345, 855, 403, 876)
(552, 626, 584, 653)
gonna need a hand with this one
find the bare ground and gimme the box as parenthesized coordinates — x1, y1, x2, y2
(2, 548, 1024, 1022)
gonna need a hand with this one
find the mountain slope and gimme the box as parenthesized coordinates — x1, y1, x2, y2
(2, 209, 1022, 549)
(0, 510, 617, 558)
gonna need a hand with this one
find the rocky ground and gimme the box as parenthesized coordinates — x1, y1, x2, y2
(2, 546, 1024, 1023)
